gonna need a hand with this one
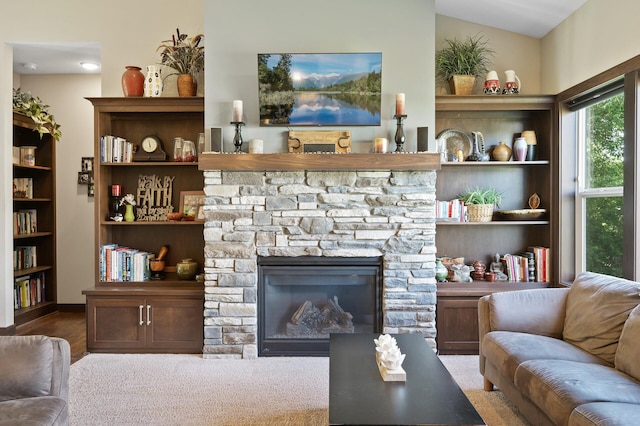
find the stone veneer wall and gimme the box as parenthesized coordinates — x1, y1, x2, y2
(202, 169, 437, 359)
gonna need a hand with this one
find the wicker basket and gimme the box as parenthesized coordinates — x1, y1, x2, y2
(449, 75, 476, 95)
(467, 203, 494, 222)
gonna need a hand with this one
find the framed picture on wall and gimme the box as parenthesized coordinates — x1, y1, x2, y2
(179, 191, 205, 221)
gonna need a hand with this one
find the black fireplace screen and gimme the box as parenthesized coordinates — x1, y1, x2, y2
(258, 256, 382, 356)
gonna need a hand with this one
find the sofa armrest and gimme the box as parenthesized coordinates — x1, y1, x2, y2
(478, 287, 569, 376)
(49, 337, 71, 401)
(0, 335, 70, 402)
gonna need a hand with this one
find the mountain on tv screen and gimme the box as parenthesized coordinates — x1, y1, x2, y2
(258, 52, 382, 126)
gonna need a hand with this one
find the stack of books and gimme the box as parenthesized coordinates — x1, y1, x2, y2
(14, 209, 37, 235)
(436, 199, 466, 222)
(100, 135, 133, 163)
(14, 272, 45, 309)
(99, 244, 153, 282)
(502, 247, 550, 282)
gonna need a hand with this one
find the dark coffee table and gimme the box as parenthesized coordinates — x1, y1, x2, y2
(329, 333, 486, 425)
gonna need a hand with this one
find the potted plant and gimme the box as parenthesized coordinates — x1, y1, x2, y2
(12, 88, 62, 141)
(435, 34, 494, 95)
(458, 186, 502, 222)
(157, 28, 204, 96)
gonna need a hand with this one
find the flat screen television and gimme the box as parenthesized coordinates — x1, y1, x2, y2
(258, 52, 382, 127)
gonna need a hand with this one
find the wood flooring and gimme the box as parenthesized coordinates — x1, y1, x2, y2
(15, 311, 87, 364)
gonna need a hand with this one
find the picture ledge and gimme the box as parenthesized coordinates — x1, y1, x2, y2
(198, 152, 441, 172)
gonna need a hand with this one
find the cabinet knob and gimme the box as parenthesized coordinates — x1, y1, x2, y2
(138, 305, 144, 325)
(146, 305, 152, 326)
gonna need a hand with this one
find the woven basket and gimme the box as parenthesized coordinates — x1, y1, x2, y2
(449, 75, 476, 95)
(467, 203, 494, 222)
(177, 74, 197, 97)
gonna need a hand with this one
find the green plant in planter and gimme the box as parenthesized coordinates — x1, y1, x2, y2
(12, 88, 62, 141)
(458, 186, 502, 207)
(435, 34, 494, 94)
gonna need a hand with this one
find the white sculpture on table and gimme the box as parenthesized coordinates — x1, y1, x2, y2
(374, 334, 406, 381)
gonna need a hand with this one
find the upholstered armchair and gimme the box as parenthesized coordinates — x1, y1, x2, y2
(0, 335, 70, 425)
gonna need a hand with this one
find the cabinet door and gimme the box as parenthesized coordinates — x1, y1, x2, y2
(436, 297, 480, 355)
(86, 296, 146, 351)
(146, 297, 203, 352)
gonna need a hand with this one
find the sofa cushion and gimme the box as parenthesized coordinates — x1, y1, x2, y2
(482, 331, 610, 382)
(0, 335, 53, 401)
(615, 304, 640, 381)
(0, 396, 67, 426)
(563, 272, 640, 364)
(514, 360, 640, 426)
(569, 402, 640, 426)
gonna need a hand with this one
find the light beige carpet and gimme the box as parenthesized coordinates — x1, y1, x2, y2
(69, 353, 528, 425)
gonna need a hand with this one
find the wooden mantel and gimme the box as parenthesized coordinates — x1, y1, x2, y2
(198, 152, 441, 172)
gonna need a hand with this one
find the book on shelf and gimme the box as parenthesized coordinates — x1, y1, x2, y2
(13, 209, 37, 235)
(436, 199, 466, 222)
(100, 135, 133, 163)
(12, 177, 33, 199)
(501, 247, 550, 282)
(13, 245, 37, 270)
(100, 243, 152, 282)
(14, 272, 45, 310)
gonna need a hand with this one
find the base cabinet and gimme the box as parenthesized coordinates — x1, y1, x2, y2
(85, 290, 203, 353)
(436, 282, 548, 355)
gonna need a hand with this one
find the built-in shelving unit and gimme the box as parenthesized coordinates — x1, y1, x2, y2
(12, 113, 58, 326)
(434, 95, 558, 354)
(82, 98, 205, 353)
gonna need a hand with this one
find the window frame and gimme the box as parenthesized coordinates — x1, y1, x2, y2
(558, 56, 640, 283)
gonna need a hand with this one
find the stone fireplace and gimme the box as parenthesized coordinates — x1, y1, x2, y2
(200, 153, 439, 359)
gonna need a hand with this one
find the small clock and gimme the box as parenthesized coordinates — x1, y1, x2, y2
(133, 135, 167, 161)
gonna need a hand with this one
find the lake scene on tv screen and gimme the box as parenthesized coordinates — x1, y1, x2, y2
(258, 53, 382, 126)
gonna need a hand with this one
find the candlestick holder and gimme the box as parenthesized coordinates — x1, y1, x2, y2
(231, 121, 245, 153)
(393, 114, 407, 152)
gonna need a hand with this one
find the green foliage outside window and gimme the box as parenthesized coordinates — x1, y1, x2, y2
(584, 93, 624, 276)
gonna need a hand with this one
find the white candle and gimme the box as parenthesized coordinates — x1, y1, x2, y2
(232, 100, 243, 122)
(395, 93, 405, 116)
(249, 139, 264, 154)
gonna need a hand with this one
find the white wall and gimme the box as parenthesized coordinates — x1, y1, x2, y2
(542, 0, 640, 94)
(204, 0, 435, 154)
(0, 0, 203, 327)
(435, 15, 541, 94)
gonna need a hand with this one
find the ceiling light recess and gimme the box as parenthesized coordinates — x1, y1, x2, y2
(80, 62, 100, 71)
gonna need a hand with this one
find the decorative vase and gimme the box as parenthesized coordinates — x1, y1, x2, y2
(144, 65, 162, 97)
(435, 258, 448, 282)
(121, 66, 145, 97)
(492, 141, 512, 161)
(467, 131, 489, 161)
(177, 74, 197, 97)
(176, 258, 198, 280)
(124, 204, 135, 222)
(513, 137, 528, 162)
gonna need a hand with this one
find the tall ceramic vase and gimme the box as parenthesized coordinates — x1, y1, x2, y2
(177, 74, 197, 97)
(513, 137, 528, 162)
(144, 65, 162, 97)
(121, 66, 144, 97)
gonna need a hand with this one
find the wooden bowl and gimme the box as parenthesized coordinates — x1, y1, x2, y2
(167, 212, 183, 221)
(495, 209, 547, 221)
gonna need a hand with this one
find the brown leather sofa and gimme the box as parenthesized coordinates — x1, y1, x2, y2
(479, 272, 640, 426)
(0, 335, 70, 425)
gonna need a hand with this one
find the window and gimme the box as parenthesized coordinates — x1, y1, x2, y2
(576, 92, 624, 277)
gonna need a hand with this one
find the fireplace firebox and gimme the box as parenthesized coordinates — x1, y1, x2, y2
(258, 256, 382, 356)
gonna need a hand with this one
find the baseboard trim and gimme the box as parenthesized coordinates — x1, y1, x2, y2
(57, 304, 86, 313)
(0, 324, 17, 336)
